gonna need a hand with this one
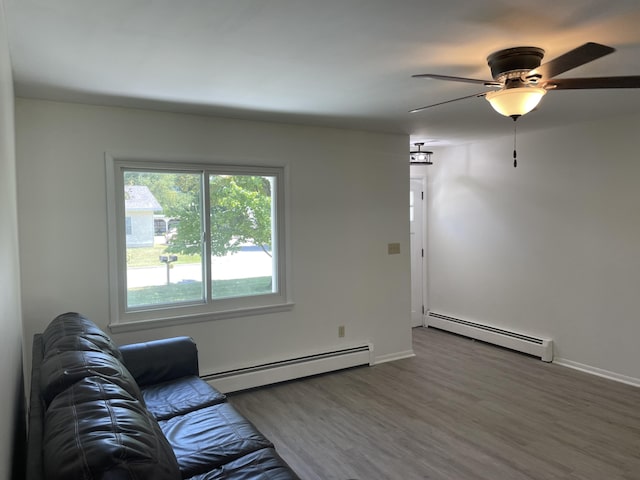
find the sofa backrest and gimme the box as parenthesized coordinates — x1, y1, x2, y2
(119, 336, 200, 387)
(26, 312, 182, 480)
(44, 376, 180, 480)
(41, 312, 124, 361)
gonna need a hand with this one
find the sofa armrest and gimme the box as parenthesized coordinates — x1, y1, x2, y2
(26, 335, 45, 480)
(119, 336, 199, 387)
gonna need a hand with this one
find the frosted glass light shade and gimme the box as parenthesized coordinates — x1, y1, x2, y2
(485, 87, 547, 117)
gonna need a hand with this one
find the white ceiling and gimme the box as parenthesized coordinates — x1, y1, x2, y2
(5, 0, 640, 146)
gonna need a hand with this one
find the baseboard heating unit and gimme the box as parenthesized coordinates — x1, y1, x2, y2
(203, 344, 373, 393)
(427, 312, 553, 362)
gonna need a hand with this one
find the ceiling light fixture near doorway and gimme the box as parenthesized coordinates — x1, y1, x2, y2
(410, 143, 433, 165)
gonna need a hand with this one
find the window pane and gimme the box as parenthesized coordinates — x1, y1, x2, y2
(124, 171, 204, 309)
(209, 174, 276, 299)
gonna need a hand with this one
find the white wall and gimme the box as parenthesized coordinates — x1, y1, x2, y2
(429, 112, 640, 382)
(16, 99, 413, 379)
(0, 1, 26, 478)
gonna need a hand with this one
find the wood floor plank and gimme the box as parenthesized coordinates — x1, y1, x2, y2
(229, 327, 640, 480)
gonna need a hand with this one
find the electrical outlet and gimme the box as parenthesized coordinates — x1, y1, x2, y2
(388, 242, 401, 255)
(338, 325, 345, 338)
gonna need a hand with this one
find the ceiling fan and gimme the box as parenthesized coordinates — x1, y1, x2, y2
(410, 42, 640, 119)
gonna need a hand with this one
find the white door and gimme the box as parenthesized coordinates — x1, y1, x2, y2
(410, 177, 426, 327)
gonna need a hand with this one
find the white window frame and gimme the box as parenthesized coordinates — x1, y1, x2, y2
(106, 153, 293, 333)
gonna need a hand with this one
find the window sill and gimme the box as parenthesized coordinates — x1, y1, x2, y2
(108, 302, 295, 334)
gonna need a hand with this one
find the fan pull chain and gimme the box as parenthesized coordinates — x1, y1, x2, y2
(513, 118, 518, 168)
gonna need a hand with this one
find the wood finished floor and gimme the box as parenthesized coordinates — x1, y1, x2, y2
(229, 327, 640, 480)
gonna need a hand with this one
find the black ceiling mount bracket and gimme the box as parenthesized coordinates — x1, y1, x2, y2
(487, 46, 545, 80)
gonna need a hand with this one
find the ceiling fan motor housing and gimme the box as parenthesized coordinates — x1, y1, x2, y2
(487, 47, 545, 82)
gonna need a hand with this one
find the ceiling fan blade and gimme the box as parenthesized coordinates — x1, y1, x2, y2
(409, 92, 487, 113)
(530, 42, 615, 80)
(412, 73, 500, 86)
(543, 76, 640, 90)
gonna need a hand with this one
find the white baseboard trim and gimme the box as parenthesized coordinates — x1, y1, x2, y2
(427, 312, 553, 362)
(373, 350, 415, 365)
(554, 357, 640, 388)
(204, 343, 373, 393)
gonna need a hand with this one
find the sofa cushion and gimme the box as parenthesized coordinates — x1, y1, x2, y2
(159, 403, 273, 478)
(142, 376, 227, 420)
(186, 448, 300, 480)
(42, 312, 123, 361)
(39, 349, 144, 407)
(119, 336, 200, 386)
(44, 376, 181, 480)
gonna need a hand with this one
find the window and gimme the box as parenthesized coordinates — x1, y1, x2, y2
(106, 156, 291, 330)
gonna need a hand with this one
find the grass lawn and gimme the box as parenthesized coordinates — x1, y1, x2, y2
(127, 276, 273, 307)
(127, 244, 201, 267)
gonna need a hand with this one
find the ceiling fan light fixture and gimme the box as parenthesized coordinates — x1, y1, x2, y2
(485, 87, 547, 118)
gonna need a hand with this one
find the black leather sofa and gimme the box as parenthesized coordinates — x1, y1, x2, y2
(26, 312, 300, 480)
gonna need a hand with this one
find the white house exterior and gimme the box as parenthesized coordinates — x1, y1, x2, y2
(124, 185, 162, 247)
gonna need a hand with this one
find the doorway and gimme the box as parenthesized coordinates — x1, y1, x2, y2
(410, 175, 427, 327)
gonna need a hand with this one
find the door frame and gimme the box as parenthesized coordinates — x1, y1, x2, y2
(410, 172, 428, 327)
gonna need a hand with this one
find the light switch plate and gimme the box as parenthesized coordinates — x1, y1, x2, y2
(388, 243, 400, 255)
